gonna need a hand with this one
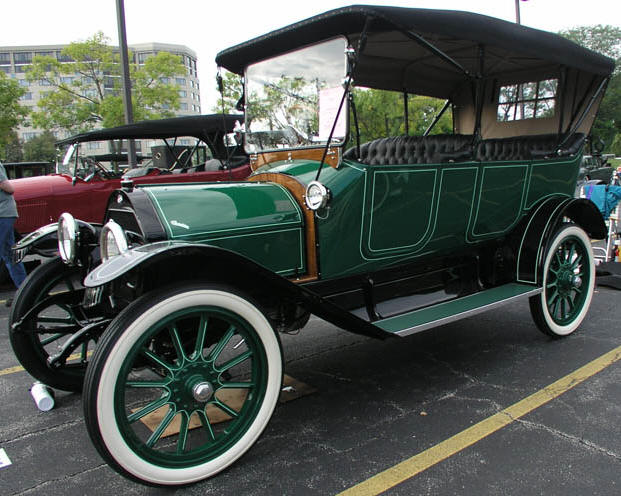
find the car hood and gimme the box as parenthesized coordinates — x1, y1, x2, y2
(141, 182, 304, 241)
(11, 174, 72, 202)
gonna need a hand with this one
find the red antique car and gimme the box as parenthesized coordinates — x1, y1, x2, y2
(12, 114, 249, 236)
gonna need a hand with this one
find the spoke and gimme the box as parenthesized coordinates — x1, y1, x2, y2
(560, 298, 566, 319)
(169, 324, 187, 363)
(546, 280, 558, 289)
(554, 252, 563, 267)
(141, 348, 175, 375)
(207, 326, 235, 362)
(571, 254, 583, 270)
(217, 350, 252, 373)
(126, 380, 170, 389)
(565, 296, 575, 312)
(177, 412, 189, 455)
(552, 297, 561, 318)
(568, 243, 576, 263)
(127, 395, 170, 423)
(194, 315, 209, 357)
(197, 409, 216, 442)
(146, 407, 177, 448)
(212, 399, 240, 419)
(547, 289, 559, 307)
(39, 333, 66, 346)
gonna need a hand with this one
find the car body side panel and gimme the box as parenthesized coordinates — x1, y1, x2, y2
(314, 155, 580, 279)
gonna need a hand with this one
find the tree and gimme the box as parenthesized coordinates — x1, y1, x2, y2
(0, 73, 29, 157)
(2, 131, 24, 162)
(26, 32, 185, 135)
(23, 131, 57, 162)
(211, 70, 243, 114)
(560, 25, 621, 152)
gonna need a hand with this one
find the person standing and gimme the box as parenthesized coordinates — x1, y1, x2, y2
(0, 161, 26, 289)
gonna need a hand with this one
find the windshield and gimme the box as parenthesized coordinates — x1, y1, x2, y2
(56, 137, 214, 178)
(244, 37, 348, 154)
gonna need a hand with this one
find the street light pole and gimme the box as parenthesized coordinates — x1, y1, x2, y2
(115, 0, 137, 167)
(515, 0, 521, 24)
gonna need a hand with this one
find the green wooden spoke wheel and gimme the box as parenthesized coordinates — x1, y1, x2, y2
(9, 257, 104, 392)
(529, 224, 595, 337)
(83, 284, 282, 486)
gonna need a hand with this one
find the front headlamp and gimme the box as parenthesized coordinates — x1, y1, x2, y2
(304, 181, 330, 211)
(100, 220, 129, 262)
(58, 213, 78, 265)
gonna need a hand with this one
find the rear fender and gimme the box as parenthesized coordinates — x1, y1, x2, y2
(85, 241, 390, 340)
(515, 196, 605, 285)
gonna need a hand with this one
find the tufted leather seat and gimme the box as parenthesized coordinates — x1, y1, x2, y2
(344, 133, 585, 165)
(343, 134, 474, 165)
(474, 133, 585, 162)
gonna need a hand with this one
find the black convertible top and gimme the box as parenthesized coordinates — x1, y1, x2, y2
(56, 114, 243, 146)
(216, 5, 615, 97)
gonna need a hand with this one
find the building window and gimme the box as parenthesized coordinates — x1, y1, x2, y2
(20, 92, 32, 100)
(87, 142, 101, 150)
(60, 76, 74, 85)
(160, 77, 170, 84)
(18, 79, 29, 87)
(22, 132, 39, 141)
(14, 52, 33, 64)
(14, 65, 29, 73)
(0, 66, 10, 74)
(179, 90, 187, 98)
(497, 79, 558, 121)
(137, 52, 152, 64)
(179, 103, 188, 110)
(57, 52, 74, 62)
(35, 51, 54, 58)
(0, 52, 10, 64)
(39, 79, 52, 86)
(175, 77, 186, 86)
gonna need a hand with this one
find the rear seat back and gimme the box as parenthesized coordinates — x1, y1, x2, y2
(344, 133, 584, 166)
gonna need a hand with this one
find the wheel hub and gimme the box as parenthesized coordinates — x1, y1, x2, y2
(168, 361, 218, 411)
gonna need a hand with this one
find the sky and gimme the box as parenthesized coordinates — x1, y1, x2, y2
(1, 0, 619, 110)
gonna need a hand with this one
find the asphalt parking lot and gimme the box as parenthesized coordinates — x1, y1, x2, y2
(0, 281, 620, 495)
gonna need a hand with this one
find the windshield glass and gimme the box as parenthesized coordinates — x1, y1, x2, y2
(244, 37, 348, 154)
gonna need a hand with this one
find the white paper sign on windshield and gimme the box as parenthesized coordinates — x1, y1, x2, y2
(319, 87, 347, 141)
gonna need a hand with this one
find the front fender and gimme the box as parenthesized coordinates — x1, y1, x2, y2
(12, 223, 59, 262)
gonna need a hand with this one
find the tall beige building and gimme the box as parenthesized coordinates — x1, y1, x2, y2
(0, 42, 201, 142)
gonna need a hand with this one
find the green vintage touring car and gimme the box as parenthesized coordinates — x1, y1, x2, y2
(9, 5, 615, 486)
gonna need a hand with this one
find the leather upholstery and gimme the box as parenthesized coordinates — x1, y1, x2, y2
(344, 133, 585, 165)
(343, 134, 473, 165)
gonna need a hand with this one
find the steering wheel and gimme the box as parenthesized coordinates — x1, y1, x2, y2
(169, 148, 191, 171)
(84, 156, 114, 180)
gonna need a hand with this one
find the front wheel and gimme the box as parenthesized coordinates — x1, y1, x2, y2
(529, 224, 595, 337)
(83, 284, 283, 486)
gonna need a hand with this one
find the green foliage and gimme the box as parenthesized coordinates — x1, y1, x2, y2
(559, 25, 621, 152)
(1, 131, 24, 162)
(351, 88, 452, 143)
(211, 70, 243, 114)
(23, 131, 57, 162)
(26, 32, 185, 135)
(0, 73, 29, 153)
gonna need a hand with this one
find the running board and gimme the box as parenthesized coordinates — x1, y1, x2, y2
(374, 283, 541, 337)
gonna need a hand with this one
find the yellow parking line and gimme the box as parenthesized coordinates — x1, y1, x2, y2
(338, 345, 621, 496)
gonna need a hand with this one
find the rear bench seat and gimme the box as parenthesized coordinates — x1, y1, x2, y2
(344, 133, 585, 165)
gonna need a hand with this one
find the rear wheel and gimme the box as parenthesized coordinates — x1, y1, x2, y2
(83, 284, 282, 486)
(529, 224, 595, 337)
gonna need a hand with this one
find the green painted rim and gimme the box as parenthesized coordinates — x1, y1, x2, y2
(113, 305, 268, 468)
(544, 234, 591, 326)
